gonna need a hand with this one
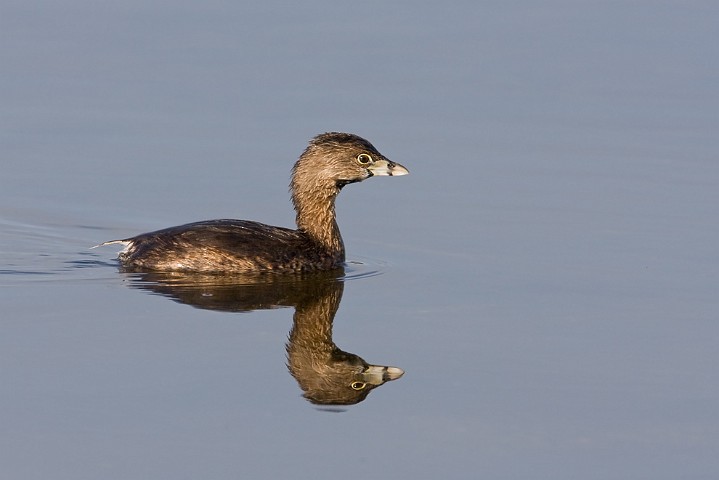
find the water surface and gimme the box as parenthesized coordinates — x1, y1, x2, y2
(2, 2, 718, 479)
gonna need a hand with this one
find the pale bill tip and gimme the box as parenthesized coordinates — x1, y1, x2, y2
(390, 164, 409, 176)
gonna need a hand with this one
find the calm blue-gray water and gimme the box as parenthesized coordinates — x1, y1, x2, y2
(2, 2, 718, 479)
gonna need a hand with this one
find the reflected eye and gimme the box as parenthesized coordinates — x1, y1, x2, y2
(356, 153, 372, 165)
(350, 382, 367, 390)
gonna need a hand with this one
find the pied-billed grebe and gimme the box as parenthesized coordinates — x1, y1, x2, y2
(100, 132, 408, 273)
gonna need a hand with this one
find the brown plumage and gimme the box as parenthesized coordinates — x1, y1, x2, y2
(99, 133, 408, 273)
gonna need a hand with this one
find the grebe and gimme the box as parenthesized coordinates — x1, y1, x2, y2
(99, 132, 408, 273)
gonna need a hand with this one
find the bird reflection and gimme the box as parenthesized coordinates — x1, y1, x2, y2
(125, 269, 404, 406)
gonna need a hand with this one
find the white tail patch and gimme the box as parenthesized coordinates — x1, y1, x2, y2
(91, 240, 132, 254)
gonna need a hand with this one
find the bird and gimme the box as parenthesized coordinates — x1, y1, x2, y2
(98, 132, 408, 273)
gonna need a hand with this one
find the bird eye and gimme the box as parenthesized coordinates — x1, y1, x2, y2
(350, 382, 367, 390)
(356, 153, 372, 165)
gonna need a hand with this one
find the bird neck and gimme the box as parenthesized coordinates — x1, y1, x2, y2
(292, 183, 345, 257)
